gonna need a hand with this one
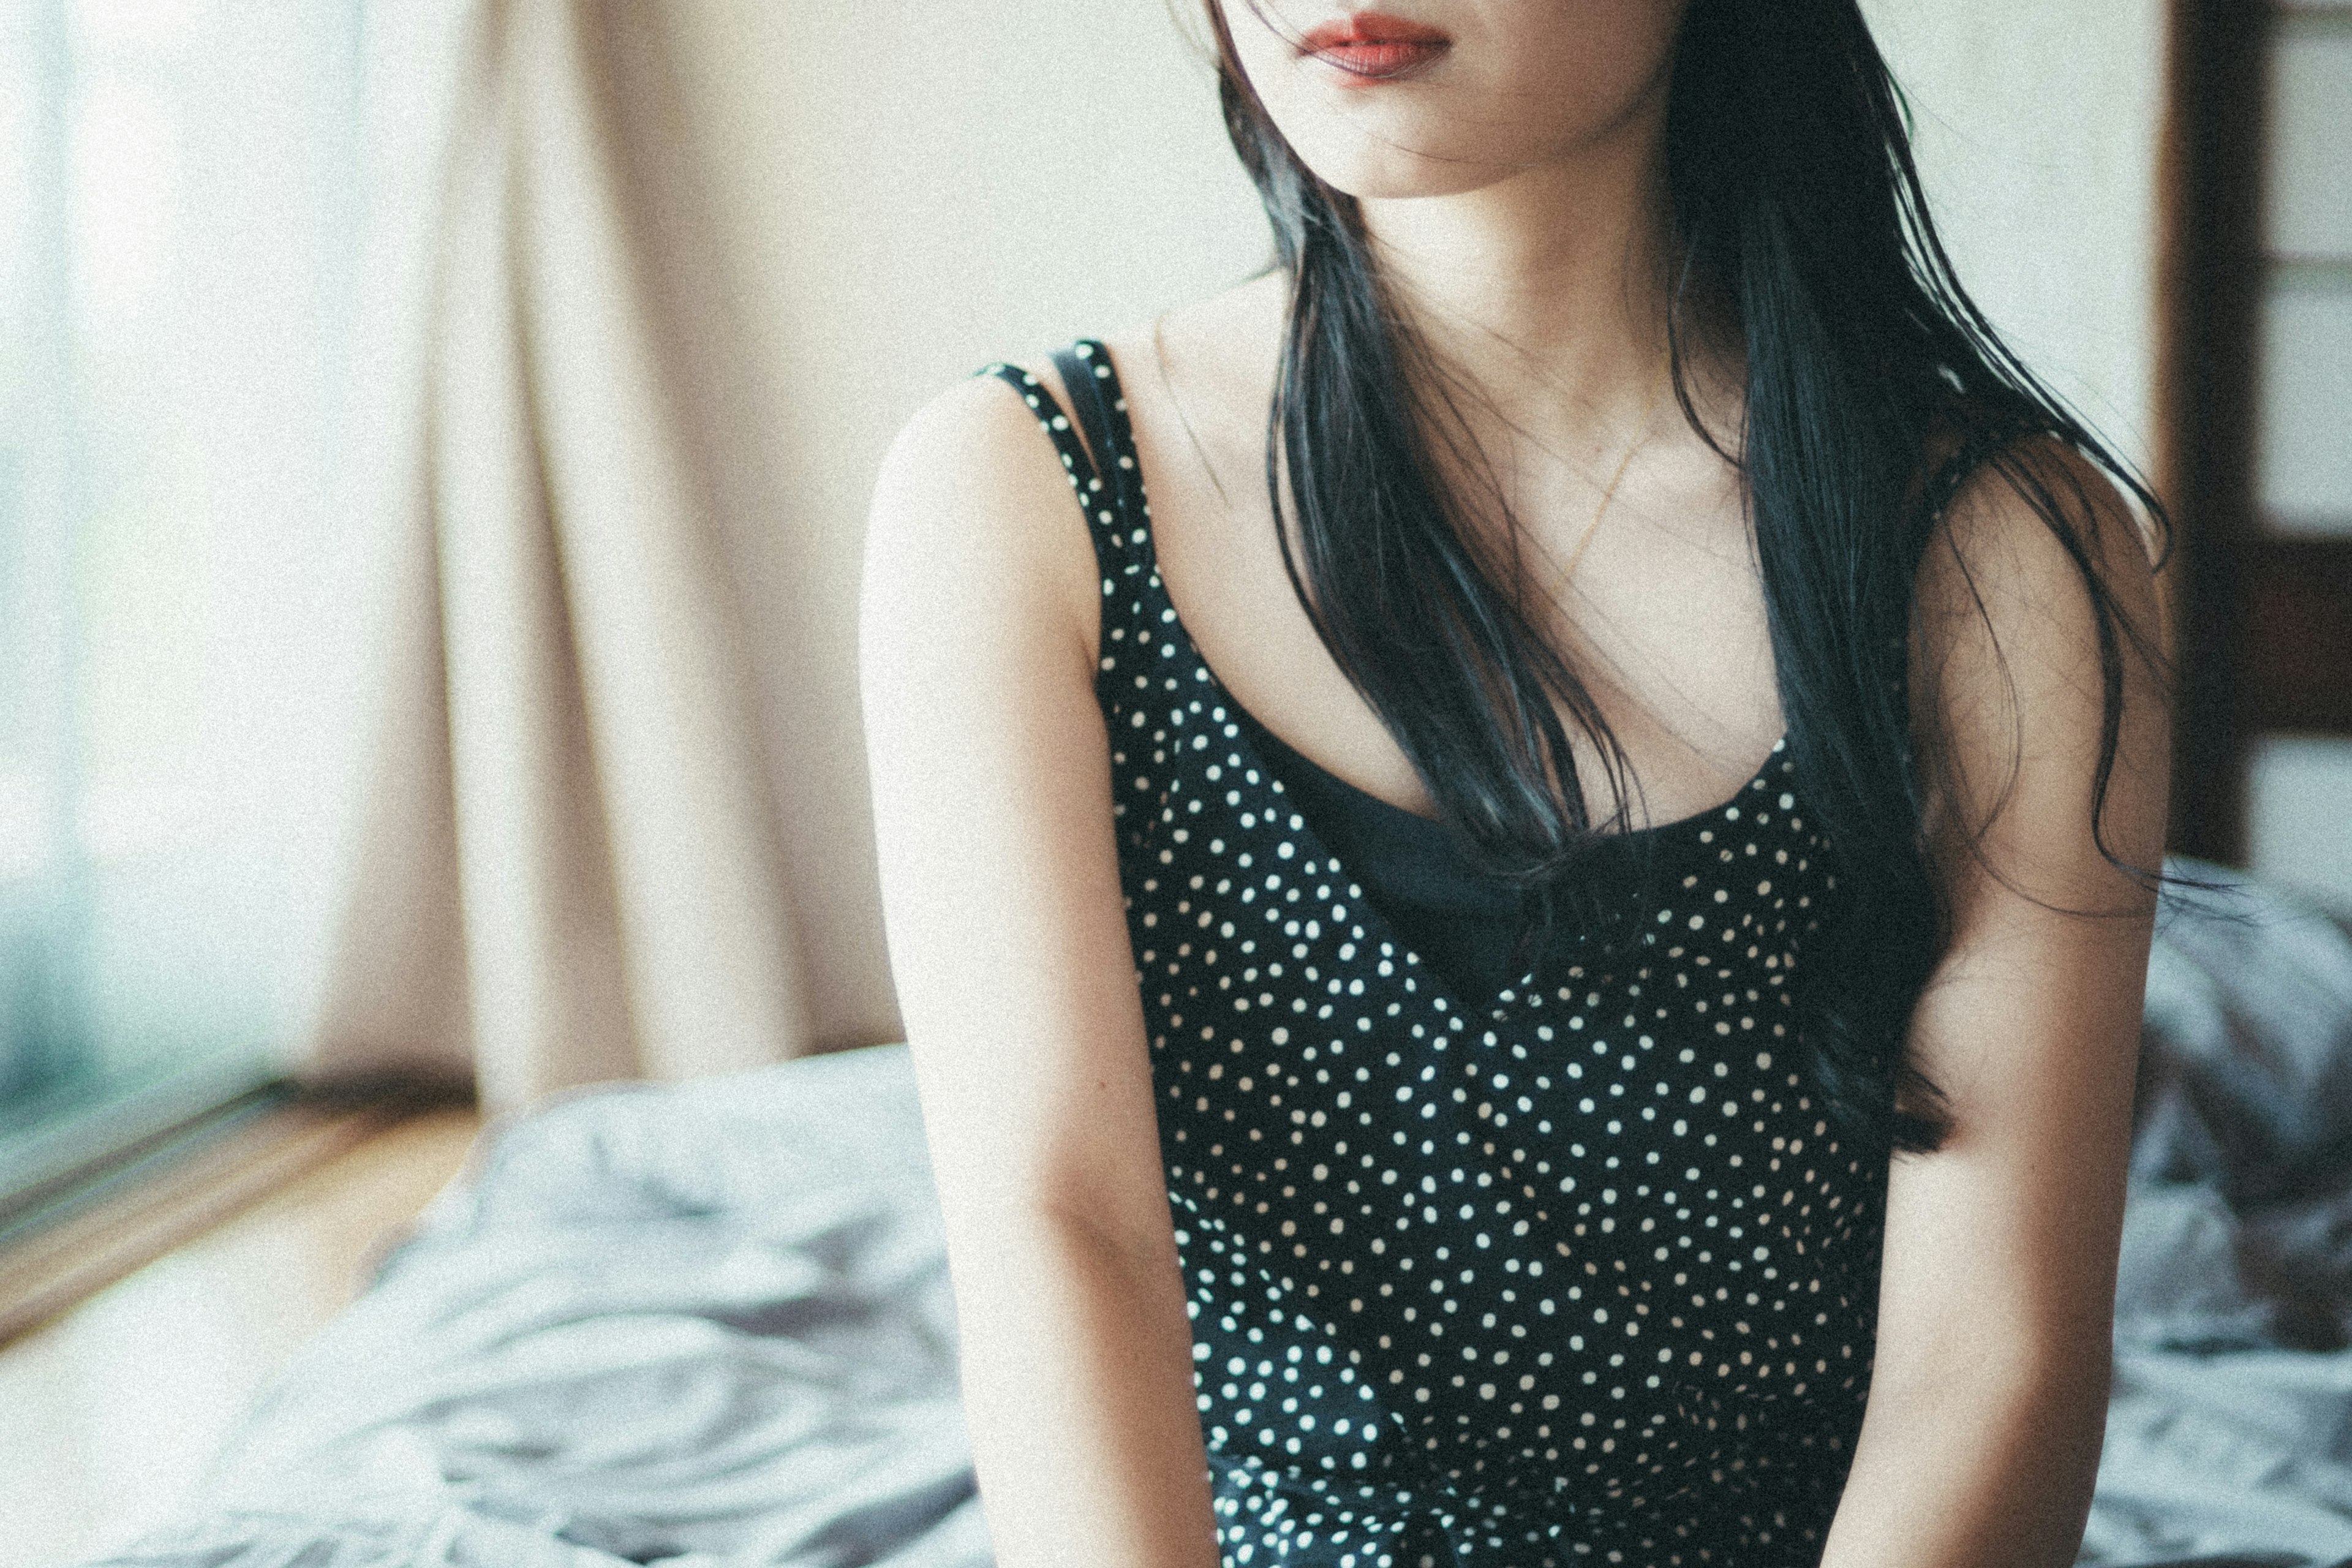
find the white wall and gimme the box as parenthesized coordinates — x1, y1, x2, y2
(1861, 0, 2168, 469)
(663, 1, 2176, 1043)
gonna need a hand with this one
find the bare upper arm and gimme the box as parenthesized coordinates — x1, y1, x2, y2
(860, 371, 1170, 1247)
(1870, 437, 2169, 1396)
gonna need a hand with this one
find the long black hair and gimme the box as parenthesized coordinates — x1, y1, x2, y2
(1203, 0, 2169, 1155)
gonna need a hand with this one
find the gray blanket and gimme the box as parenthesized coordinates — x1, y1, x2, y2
(77, 864, 2352, 1568)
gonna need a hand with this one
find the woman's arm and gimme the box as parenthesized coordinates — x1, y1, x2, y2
(861, 374, 1221, 1568)
(1820, 444, 2169, 1567)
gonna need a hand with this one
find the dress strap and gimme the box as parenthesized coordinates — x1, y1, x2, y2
(1052, 342, 1148, 528)
(978, 340, 1153, 586)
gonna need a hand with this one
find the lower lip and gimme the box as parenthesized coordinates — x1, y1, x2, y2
(1308, 40, 1448, 81)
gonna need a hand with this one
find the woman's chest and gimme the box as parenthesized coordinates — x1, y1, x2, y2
(1121, 753, 1886, 1495)
(1117, 350, 1788, 835)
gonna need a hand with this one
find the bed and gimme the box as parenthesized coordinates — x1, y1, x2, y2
(74, 859, 2352, 1568)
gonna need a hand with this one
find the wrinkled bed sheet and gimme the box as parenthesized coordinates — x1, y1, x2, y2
(74, 863, 2352, 1568)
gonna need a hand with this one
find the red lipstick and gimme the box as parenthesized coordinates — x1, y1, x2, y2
(1299, 12, 1450, 81)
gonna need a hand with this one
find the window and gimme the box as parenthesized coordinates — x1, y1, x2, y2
(0, 0, 368, 1196)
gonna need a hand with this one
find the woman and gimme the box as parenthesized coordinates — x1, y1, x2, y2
(862, 1, 2169, 1563)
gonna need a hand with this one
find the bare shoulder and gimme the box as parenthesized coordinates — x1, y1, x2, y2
(1917, 432, 2163, 640)
(1908, 429, 2170, 907)
(864, 274, 1284, 692)
(869, 368, 1088, 564)
(862, 367, 1101, 662)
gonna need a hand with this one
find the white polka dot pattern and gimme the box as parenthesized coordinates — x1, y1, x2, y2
(983, 346, 1890, 1566)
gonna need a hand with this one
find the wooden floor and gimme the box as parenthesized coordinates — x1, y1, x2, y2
(0, 1108, 484, 1568)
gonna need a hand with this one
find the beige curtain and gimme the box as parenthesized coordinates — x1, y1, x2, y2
(309, 0, 810, 1110)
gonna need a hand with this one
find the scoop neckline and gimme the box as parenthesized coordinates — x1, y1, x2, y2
(1061, 338, 1795, 853)
(1222, 674, 1791, 851)
(1193, 650, 1795, 1016)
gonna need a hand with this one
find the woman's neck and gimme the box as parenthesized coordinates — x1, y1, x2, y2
(1354, 100, 1687, 462)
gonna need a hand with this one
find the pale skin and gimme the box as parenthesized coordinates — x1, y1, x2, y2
(861, 3, 2169, 1564)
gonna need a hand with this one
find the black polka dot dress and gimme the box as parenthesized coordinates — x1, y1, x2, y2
(982, 343, 1889, 1567)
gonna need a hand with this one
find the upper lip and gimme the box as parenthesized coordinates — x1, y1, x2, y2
(1298, 12, 1451, 51)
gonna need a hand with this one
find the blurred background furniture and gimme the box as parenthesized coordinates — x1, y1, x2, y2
(2164, 0, 2352, 907)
